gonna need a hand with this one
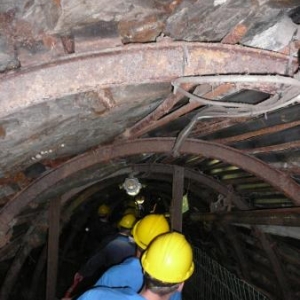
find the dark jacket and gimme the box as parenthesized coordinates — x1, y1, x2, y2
(79, 233, 136, 278)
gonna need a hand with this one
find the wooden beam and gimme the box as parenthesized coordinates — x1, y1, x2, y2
(191, 207, 300, 227)
(171, 166, 184, 232)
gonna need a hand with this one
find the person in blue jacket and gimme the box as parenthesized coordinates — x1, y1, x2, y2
(77, 232, 194, 300)
(94, 214, 181, 300)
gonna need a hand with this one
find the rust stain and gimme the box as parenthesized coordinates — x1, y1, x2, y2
(0, 178, 12, 184)
(118, 14, 165, 43)
(0, 126, 6, 138)
(163, 0, 184, 13)
(61, 35, 75, 54)
(42, 156, 74, 168)
(0, 172, 30, 186)
(222, 24, 248, 44)
(96, 88, 116, 110)
(42, 35, 58, 49)
(13, 172, 28, 183)
(53, 0, 61, 7)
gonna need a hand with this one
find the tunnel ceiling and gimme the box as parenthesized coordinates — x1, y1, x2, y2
(0, 0, 300, 299)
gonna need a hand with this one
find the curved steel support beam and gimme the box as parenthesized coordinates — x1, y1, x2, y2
(133, 163, 247, 209)
(61, 162, 246, 218)
(1, 138, 300, 237)
(0, 42, 297, 118)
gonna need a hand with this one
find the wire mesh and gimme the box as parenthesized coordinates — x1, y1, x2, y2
(183, 247, 270, 300)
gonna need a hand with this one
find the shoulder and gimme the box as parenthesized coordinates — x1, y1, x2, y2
(78, 287, 143, 300)
(106, 234, 134, 247)
(96, 257, 142, 287)
(99, 257, 141, 279)
(125, 257, 142, 268)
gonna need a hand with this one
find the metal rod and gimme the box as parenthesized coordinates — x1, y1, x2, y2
(2, 138, 300, 239)
(46, 197, 61, 300)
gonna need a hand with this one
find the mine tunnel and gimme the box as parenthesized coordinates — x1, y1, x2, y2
(1, 1, 300, 300)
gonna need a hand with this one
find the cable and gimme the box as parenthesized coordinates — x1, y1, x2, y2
(171, 75, 300, 156)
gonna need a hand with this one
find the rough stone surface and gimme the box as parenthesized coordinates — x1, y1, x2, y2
(118, 13, 166, 43)
(52, 0, 161, 35)
(0, 36, 20, 72)
(242, 10, 300, 51)
(165, 0, 252, 41)
(0, 83, 170, 174)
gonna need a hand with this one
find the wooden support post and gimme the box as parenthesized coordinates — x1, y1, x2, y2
(171, 166, 184, 232)
(46, 197, 61, 300)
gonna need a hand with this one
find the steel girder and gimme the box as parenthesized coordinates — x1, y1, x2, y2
(1, 138, 300, 239)
(132, 163, 247, 209)
(0, 42, 297, 118)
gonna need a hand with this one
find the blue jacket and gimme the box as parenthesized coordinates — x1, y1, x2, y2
(77, 287, 144, 300)
(95, 257, 142, 291)
(79, 234, 136, 278)
(95, 257, 182, 300)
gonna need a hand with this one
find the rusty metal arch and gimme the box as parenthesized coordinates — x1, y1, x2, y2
(0, 42, 296, 119)
(133, 163, 248, 209)
(1, 138, 300, 237)
(61, 162, 247, 214)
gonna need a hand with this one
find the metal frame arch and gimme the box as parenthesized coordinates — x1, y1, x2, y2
(1, 138, 300, 236)
(61, 163, 246, 216)
(132, 163, 248, 209)
(0, 42, 297, 119)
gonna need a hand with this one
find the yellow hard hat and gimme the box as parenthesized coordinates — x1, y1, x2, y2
(97, 204, 110, 216)
(123, 208, 136, 216)
(141, 232, 194, 283)
(118, 214, 137, 229)
(132, 214, 170, 250)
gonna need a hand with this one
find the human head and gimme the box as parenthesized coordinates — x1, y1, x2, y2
(123, 207, 137, 216)
(118, 213, 137, 230)
(97, 204, 110, 217)
(141, 232, 194, 295)
(132, 214, 170, 250)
